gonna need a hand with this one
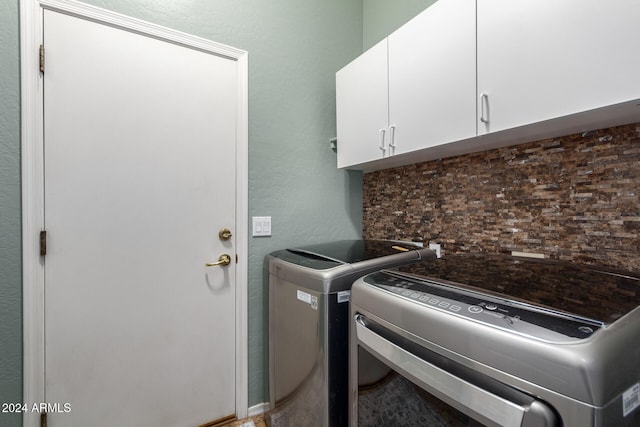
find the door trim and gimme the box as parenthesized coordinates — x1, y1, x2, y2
(19, 1, 249, 426)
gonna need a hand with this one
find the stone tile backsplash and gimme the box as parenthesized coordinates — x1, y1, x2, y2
(363, 122, 640, 273)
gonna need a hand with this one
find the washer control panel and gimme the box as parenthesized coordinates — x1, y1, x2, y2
(363, 271, 602, 341)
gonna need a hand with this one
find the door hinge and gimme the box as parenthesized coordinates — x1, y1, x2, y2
(39, 45, 45, 73)
(40, 411, 47, 427)
(40, 230, 47, 256)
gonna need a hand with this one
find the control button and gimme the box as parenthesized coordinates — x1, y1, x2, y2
(485, 304, 498, 311)
(468, 306, 483, 314)
(438, 302, 450, 309)
(410, 292, 421, 299)
(419, 296, 429, 302)
(449, 305, 462, 312)
(428, 298, 440, 305)
(402, 290, 413, 296)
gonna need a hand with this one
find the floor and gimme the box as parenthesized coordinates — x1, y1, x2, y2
(358, 373, 480, 427)
(218, 416, 266, 427)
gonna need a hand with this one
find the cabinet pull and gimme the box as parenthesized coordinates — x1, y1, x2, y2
(480, 93, 489, 124)
(379, 128, 387, 153)
(388, 125, 396, 154)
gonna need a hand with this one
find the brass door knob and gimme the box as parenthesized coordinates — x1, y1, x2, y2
(205, 254, 231, 267)
(218, 228, 232, 241)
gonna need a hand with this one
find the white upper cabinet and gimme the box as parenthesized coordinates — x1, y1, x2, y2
(336, 0, 640, 171)
(388, 0, 476, 156)
(477, 0, 640, 134)
(336, 39, 389, 168)
(336, 0, 475, 169)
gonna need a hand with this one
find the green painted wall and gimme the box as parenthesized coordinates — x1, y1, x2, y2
(0, 0, 22, 426)
(363, 0, 437, 50)
(0, 1, 434, 423)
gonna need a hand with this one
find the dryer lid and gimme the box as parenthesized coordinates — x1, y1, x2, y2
(391, 254, 640, 325)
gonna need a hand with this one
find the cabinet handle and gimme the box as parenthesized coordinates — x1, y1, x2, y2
(388, 125, 396, 153)
(480, 93, 489, 124)
(379, 129, 387, 152)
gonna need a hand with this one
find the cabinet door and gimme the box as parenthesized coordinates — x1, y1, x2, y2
(478, 0, 640, 135)
(389, 0, 476, 155)
(336, 39, 389, 168)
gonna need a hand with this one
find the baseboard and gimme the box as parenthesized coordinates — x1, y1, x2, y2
(248, 402, 269, 417)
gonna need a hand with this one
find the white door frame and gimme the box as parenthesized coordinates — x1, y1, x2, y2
(20, 1, 249, 426)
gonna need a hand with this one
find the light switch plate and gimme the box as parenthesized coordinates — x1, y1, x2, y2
(252, 216, 271, 237)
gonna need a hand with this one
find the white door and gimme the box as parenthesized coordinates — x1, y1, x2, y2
(477, 0, 640, 135)
(335, 39, 389, 168)
(388, 0, 476, 155)
(43, 9, 238, 426)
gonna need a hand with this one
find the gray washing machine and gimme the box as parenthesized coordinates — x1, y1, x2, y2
(266, 240, 435, 427)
